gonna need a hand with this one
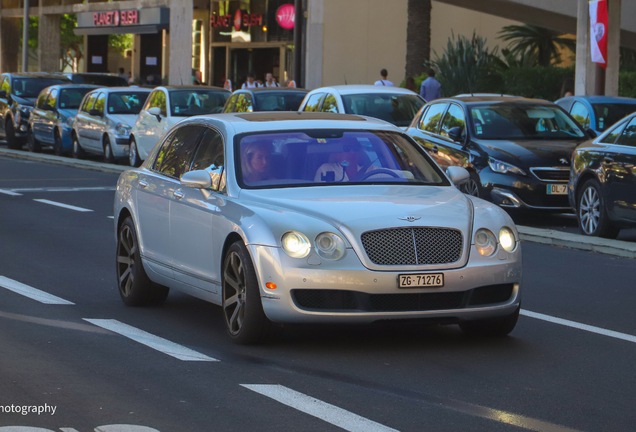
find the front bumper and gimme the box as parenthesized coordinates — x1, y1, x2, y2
(249, 244, 522, 324)
(109, 132, 130, 157)
(479, 168, 571, 210)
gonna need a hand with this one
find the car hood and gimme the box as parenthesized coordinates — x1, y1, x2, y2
(108, 114, 140, 127)
(475, 138, 584, 167)
(238, 185, 472, 238)
(13, 96, 36, 106)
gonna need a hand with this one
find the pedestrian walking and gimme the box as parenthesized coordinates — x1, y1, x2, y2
(420, 68, 442, 102)
(242, 73, 262, 89)
(374, 69, 394, 87)
(264, 73, 280, 87)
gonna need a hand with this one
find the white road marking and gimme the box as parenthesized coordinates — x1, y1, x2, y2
(0, 276, 74, 305)
(83, 319, 218, 362)
(241, 384, 399, 432)
(33, 199, 93, 212)
(521, 309, 636, 344)
(0, 189, 22, 196)
(11, 186, 116, 192)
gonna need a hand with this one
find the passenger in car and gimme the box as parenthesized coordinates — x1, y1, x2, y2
(241, 141, 273, 184)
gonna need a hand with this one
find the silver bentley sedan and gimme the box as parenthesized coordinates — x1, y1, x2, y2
(114, 112, 522, 344)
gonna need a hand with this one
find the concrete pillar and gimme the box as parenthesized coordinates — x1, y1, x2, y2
(168, 0, 193, 85)
(132, 34, 141, 84)
(0, 18, 20, 73)
(305, 0, 324, 89)
(162, 30, 169, 82)
(38, 14, 61, 72)
(575, 0, 590, 95)
(605, 0, 621, 96)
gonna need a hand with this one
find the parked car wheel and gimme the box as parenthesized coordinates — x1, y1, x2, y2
(53, 131, 65, 156)
(103, 135, 115, 164)
(26, 128, 41, 153)
(459, 306, 520, 337)
(117, 217, 169, 306)
(5, 119, 21, 150)
(577, 179, 619, 238)
(222, 241, 271, 344)
(129, 137, 141, 167)
(72, 134, 86, 159)
(461, 171, 481, 197)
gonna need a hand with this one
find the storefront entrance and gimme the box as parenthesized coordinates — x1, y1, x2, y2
(231, 47, 279, 87)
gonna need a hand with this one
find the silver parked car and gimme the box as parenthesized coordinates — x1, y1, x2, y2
(114, 112, 522, 344)
(71, 88, 151, 162)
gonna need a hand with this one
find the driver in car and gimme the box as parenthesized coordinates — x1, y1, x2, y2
(314, 138, 380, 182)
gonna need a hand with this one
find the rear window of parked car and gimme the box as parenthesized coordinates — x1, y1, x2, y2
(169, 90, 229, 116)
(59, 88, 94, 109)
(342, 94, 424, 127)
(254, 92, 307, 112)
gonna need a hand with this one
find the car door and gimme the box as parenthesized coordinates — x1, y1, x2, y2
(75, 92, 97, 149)
(41, 88, 59, 144)
(605, 117, 636, 221)
(408, 102, 450, 168)
(85, 92, 106, 152)
(31, 89, 50, 141)
(170, 127, 225, 293)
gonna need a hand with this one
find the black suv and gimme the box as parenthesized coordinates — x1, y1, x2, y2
(0, 73, 71, 149)
(407, 96, 593, 211)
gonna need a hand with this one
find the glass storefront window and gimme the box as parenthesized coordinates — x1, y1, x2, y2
(211, 0, 294, 43)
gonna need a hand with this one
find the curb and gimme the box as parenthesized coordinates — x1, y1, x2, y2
(518, 226, 636, 259)
(0, 148, 131, 175)
(2, 147, 635, 259)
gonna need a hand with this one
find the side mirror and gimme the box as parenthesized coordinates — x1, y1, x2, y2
(0, 90, 6, 99)
(147, 107, 162, 121)
(88, 109, 102, 117)
(180, 170, 212, 190)
(446, 166, 470, 186)
(448, 126, 464, 143)
(585, 128, 597, 138)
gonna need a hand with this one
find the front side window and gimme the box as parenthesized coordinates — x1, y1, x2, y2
(616, 117, 636, 147)
(470, 103, 585, 140)
(169, 90, 229, 116)
(254, 91, 307, 112)
(191, 128, 225, 191)
(154, 126, 206, 179)
(45, 89, 59, 110)
(223, 94, 238, 113)
(592, 103, 636, 131)
(234, 94, 254, 113)
(93, 93, 106, 115)
(236, 130, 448, 189)
(570, 101, 590, 129)
(59, 88, 94, 109)
(107, 92, 150, 115)
(302, 93, 324, 112)
(440, 104, 466, 138)
(82, 93, 98, 113)
(36, 90, 49, 109)
(151, 91, 168, 116)
(342, 93, 424, 127)
(419, 103, 447, 134)
(1, 76, 10, 94)
(12, 78, 69, 98)
(321, 94, 339, 113)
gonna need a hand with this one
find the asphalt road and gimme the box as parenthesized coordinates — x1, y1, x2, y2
(0, 156, 635, 432)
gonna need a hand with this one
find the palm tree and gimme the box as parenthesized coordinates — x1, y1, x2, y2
(405, 0, 432, 80)
(498, 25, 576, 67)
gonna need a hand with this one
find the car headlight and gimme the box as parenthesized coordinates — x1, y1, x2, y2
(499, 227, 516, 252)
(488, 158, 526, 176)
(281, 231, 311, 258)
(475, 228, 497, 256)
(315, 232, 346, 261)
(115, 123, 132, 136)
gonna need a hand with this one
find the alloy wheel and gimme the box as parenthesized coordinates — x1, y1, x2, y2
(223, 251, 246, 336)
(580, 186, 601, 235)
(117, 224, 136, 297)
(129, 142, 137, 166)
(463, 179, 480, 197)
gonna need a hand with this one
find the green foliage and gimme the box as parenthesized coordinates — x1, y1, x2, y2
(500, 66, 574, 101)
(619, 71, 636, 98)
(426, 32, 501, 96)
(620, 47, 636, 72)
(61, 15, 84, 72)
(498, 25, 575, 66)
(18, 17, 39, 49)
(109, 34, 133, 55)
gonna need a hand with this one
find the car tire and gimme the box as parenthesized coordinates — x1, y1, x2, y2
(27, 128, 41, 153)
(461, 171, 481, 197)
(129, 137, 141, 167)
(459, 306, 520, 337)
(72, 134, 86, 159)
(5, 119, 21, 150)
(577, 178, 619, 239)
(103, 135, 115, 164)
(117, 217, 169, 307)
(222, 241, 271, 344)
(53, 131, 65, 156)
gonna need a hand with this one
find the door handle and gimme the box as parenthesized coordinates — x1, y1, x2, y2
(431, 146, 439, 153)
(139, 180, 148, 188)
(140, 122, 147, 126)
(173, 190, 184, 199)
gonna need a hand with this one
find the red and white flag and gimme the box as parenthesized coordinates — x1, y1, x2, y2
(589, 0, 608, 68)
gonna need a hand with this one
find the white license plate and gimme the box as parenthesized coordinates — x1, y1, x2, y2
(398, 273, 444, 288)
(547, 184, 568, 195)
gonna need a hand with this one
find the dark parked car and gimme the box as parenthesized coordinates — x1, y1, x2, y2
(65, 73, 128, 87)
(406, 96, 593, 211)
(556, 95, 636, 136)
(570, 112, 636, 237)
(27, 84, 98, 155)
(222, 87, 309, 113)
(0, 73, 71, 149)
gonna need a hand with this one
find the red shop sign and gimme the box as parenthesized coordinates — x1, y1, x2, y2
(276, 4, 295, 29)
(93, 10, 139, 27)
(211, 11, 263, 30)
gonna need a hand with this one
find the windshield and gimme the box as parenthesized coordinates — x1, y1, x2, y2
(236, 130, 447, 189)
(169, 90, 229, 116)
(13, 78, 69, 98)
(59, 88, 94, 109)
(73, 74, 128, 87)
(592, 103, 636, 131)
(470, 103, 586, 140)
(108, 92, 150, 115)
(254, 92, 307, 111)
(342, 94, 424, 127)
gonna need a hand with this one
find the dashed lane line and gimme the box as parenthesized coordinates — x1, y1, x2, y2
(33, 199, 93, 212)
(241, 384, 399, 432)
(83, 319, 218, 362)
(0, 189, 22, 196)
(521, 309, 636, 344)
(0, 276, 74, 305)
